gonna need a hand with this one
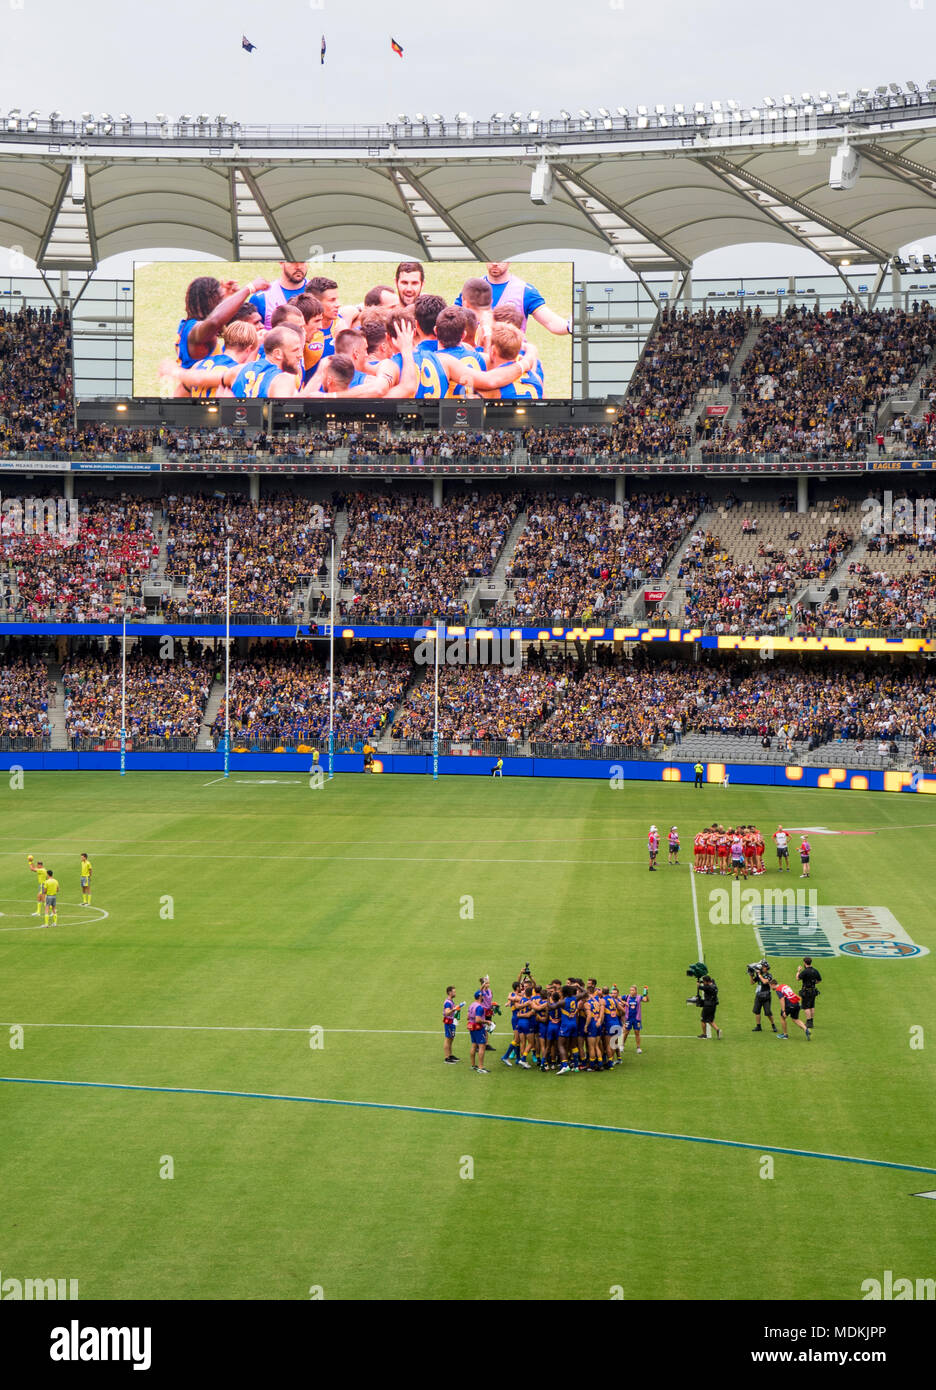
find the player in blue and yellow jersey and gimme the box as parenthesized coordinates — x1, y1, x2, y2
(187, 320, 260, 399)
(514, 985, 536, 1069)
(291, 293, 326, 384)
(492, 303, 546, 394)
(585, 980, 605, 1072)
(27, 853, 47, 917)
(476, 322, 544, 401)
(175, 274, 270, 381)
(434, 306, 486, 396)
(79, 852, 93, 905)
(500, 980, 524, 1067)
(42, 869, 60, 928)
(442, 985, 464, 1064)
(374, 300, 537, 400)
(304, 320, 419, 398)
(556, 983, 582, 1075)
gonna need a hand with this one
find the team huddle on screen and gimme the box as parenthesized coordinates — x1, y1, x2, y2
(163, 260, 571, 401)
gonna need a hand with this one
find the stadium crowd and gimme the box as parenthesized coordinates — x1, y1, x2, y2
(213, 647, 410, 746)
(392, 655, 573, 742)
(493, 491, 703, 624)
(700, 304, 936, 458)
(335, 490, 515, 621)
(62, 645, 213, 745)
(163, 493, 331, 618)
(0, 652, 54, 743)
(0, 495, 156, 621)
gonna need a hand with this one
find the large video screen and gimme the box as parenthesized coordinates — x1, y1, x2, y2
(133, 259, 573, 401)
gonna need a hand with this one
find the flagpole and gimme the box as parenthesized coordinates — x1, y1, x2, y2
(223, 538, 230, 779)
(119, 608, 127, 777)
(328, 535, 335, 780)
(432, 618, 441, 781)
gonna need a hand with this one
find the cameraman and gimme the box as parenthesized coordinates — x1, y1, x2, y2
(750, 961, 778, 1035)
(697, 975, 722, 1040)
(796, 956, 822, 1030)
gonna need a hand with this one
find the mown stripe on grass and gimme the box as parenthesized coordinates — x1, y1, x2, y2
(2, 1075, 935, 1175)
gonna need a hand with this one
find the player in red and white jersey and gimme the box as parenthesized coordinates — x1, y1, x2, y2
(648, 825, 660, 872)
(693, 830, 706, 873)
(773, 982, 811, 1039)
(773, 825, 791, 872)
(742, 827, 757, 875)
(716, 827, 730, 876)
(753, 826, 765, 874)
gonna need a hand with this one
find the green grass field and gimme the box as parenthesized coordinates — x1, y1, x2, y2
(1, 773, 934, 1301)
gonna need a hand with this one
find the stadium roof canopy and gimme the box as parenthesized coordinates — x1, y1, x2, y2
(3, 94, 936, 281)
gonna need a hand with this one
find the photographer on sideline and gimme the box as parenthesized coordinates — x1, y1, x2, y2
(697, 975, 721, 1040)
(749, 960, 778, 1034)
(796, 957, 822, 1030)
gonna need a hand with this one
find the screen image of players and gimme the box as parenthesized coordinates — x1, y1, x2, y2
(138, 257, 573, 398)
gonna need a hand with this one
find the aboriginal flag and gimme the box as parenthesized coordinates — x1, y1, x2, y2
(391, 37, 404, 57)
(242, 35, 256, 53)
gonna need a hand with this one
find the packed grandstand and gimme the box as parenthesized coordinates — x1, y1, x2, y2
(4, 264, 936, 778)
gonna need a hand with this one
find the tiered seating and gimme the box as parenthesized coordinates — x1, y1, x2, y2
(391, 658, 573, 742)
(703, 305, 936, 457)
(336, 491, 516, 622)
(62, 646, 213, 745)
(163, 494, 332, 619)
(492, 491, 703, 625)
(0, 496, 157, 620)
(678, 500, 858, 631)
(0, 653, 53, 743)
(213, 649, 411, 746)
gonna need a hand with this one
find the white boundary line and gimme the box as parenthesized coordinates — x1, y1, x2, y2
(0, 1021, 698, 1039)
(689, 864, 705, 962)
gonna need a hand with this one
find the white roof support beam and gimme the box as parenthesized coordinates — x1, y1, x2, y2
(552, 162, 690, 272)
(392, 166, 484, 259)
(699, 154, 889, 266)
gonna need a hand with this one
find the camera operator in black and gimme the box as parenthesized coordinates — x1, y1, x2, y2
(750, 960, 778, 1034)
(697, 975, 721, 1040)
(796, 956, 822, 1029)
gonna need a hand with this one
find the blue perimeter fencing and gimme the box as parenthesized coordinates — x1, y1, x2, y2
(0, 751, 924, 792)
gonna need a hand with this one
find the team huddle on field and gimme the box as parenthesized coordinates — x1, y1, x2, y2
(165, 259, 571, 401)
(650, 824, 814, 877)
(443, 974, 649, 1074)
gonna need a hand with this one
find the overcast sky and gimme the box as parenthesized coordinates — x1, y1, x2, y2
(1, 0, 935, 279)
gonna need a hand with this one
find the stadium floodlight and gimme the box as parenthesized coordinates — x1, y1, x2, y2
(694, 101, 705, 112)
(711, 100, 722, 111)
(414, 111, 424, 122)
(578, 108, 590, 118)
(875, 85, 888, 96)
(655, 104, 665, 114)
(801, 92, 813, 103)
(928, 80, 936, 92)
(179, 113, 193, 124)
(636, 115, 648, 129)
(493, 111, 504, 121)
(617, 105, 628, 116)
(676, 113, 687, 126)
(763, 96, 776, 108)
(856, 87, 870, 98)
(430, 113, 442, 122)
(559, 109, 570, 119)
(924, 254, 935, 270)
(511, 119, 521, 132)
(727, 99, 739, 111)
(155, 113, 168, 124)
(890, 82, 902, 95)
(838, 96, 852, 112)
(673, 103, 684, 114)
(637, 104, 648, 116)
(118, 113, 131, 126)
(217, 113, 230, 124)
(748, 108, 760, 120)
(397, 113, 408, 123)
(695, 112, 707, 125)
(598, 106, 610, 117)
(782, 93, 794, 106)
(907, 81, 919, 93)
(528, 110, 540, 120)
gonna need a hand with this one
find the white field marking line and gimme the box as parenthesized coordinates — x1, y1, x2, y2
(0, 903, 109, 933)
(202, 777, 226, 786)
(0, 849, 647, 868)
(0, 1021, 699, 1039)
(689, 864, 705, 962)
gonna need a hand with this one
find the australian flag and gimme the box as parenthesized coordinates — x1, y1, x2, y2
(242, 35, 256, 53)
